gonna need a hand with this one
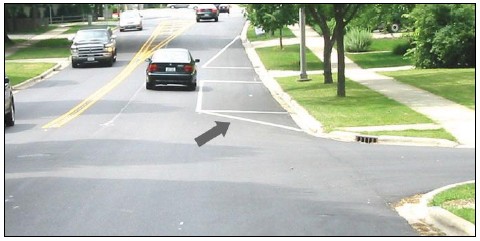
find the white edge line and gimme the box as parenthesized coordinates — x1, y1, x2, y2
(202, 67, 252, 69)
(201, 110, 289, 114)
(201, 80, 263, 84)
(202, 35, 241, 68)
(195, 80, 204, 112)
(100, 82, 144, 126)
(200, 111, 303, 132)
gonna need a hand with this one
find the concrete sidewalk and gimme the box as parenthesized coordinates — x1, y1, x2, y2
(285, 24, 475, 148)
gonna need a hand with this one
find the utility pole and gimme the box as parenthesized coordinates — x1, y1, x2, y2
(298, 6, 310, 82)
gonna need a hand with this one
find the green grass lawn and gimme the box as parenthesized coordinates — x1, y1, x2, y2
(5, 62, 57, 85)
(430, 183, 475, 224)
(347, 52, 413, 68)
(256, 44, 324, 70)
(275, 74, 442, 133)
(369, 38, 409, 51)
(6, 38, 71, 60)
(346, 37, 413, 68)
(247, 25, 295, 41)
(382, 69, 475, 109)
(361, 129, 456, 142)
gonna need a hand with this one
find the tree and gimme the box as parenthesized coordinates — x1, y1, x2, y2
(246, 4, 298, 49)
(333, 4, 362, 97)
(307, 4, 361, 96)
(410, 4, 475, 68)
(349, 4, 416, 33)
(306, 5, 336, 84)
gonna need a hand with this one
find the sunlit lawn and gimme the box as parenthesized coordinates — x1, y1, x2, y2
(346, 52, 413, 68)
(382, 68, 475, 109)
(256, 44, 324, 70)
(275, 74, 440, 133)
(6, 62, 56, 85)
(430, 183, 475, 224)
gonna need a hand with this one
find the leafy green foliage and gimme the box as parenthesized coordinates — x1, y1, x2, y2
(350, 4, 416, 32)
(245, 4, 298, 37)
(382, 68, 475, 109)
(344, 28, 372, 52)
(410, 4, 475, 68)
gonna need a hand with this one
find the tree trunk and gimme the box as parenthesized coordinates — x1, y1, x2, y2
(323, 39, 334, 84)
(305, 6, 334, 84)
(334, 5, 346, 97)
(279, 27, 283, 49)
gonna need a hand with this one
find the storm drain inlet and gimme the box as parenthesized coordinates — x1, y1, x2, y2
(356, 135, 378, 144)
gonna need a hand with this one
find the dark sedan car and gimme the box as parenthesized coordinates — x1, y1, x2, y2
(145, 48, 200, 91)
(4, 76, 15, 126)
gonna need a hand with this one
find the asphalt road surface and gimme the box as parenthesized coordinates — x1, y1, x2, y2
(4, 8, 475, 236)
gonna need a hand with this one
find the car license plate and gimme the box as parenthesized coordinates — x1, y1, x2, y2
(87, 57, 95, 61)
(166, 67, 176, 72)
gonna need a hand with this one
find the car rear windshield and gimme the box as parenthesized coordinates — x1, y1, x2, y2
(121, 11, 139, 18)
(152, 50, 191, 63)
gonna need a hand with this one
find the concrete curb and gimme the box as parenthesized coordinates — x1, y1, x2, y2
(240, 21, 461, 148)
(421, 180, 476, 236)
(12, 59, 70, 90)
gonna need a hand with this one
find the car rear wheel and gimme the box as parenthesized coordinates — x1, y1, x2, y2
(188, 83, 197, 91)
(214, 17, 218, 22)
(5, 102, 15, 127)
(146, 83, 155, 90)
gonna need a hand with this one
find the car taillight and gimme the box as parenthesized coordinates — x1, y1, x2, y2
(212, 8, 217, 13)
(147, 63, 157, 72)
(183, 64, 194, 73)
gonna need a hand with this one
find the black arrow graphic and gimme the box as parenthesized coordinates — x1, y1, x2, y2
(195, 121, 230, 147)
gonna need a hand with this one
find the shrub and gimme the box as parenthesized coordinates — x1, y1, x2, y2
(393, 40, 412, 55)
(344, 28, 372, 52)
(410, 4, 475, 68)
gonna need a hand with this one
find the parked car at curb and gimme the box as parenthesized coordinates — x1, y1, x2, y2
(4, 76, 15, 127)
(119, 10, 143, 32)
(145, 48, 200, 91)
(196, 4, 219, 22)
(69, 27, 117, 68)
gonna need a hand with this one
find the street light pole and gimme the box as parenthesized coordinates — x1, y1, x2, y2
(298, 6, 310, 82)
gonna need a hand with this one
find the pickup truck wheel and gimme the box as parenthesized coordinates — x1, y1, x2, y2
(105, 58, 113, 67)
(72, 60, 79, 68)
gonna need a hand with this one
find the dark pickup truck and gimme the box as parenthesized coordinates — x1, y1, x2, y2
(69, 27, 117, 68)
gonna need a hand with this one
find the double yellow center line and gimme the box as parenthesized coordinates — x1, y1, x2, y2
(42, 20, 194, 129)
